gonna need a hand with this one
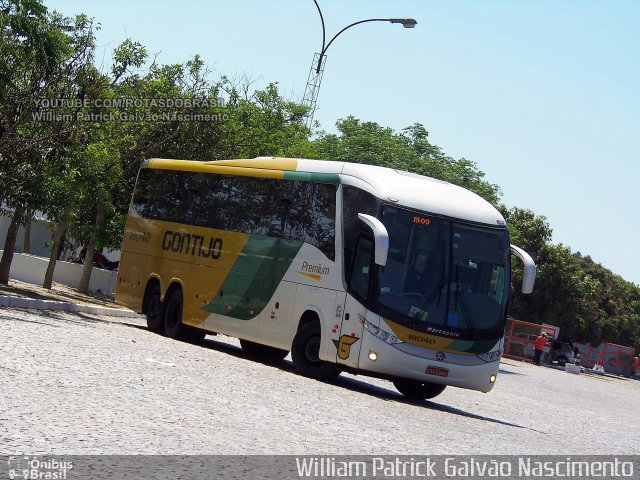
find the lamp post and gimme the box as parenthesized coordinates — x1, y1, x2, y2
(302, 0, 416, 129)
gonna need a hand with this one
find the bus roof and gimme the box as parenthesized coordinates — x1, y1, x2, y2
(144, 157, 506, 227)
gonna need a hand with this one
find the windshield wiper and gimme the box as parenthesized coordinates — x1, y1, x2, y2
(453, 265, 477, 339)
(406, 264, 446, 329)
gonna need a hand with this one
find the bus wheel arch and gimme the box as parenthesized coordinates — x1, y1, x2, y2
(296, 309, 321, 333)
(142, 277, 163, 334)
(291, 311, 341, 381)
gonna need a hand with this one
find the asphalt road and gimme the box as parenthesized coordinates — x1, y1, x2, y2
(1, 307, 638, 455)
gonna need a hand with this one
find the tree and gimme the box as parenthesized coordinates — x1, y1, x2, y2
(504, 205, 640, 350)
(312, 117, 501, 204)
(0, 1, 96, 284)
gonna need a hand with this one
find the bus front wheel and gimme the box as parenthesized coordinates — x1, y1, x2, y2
(392, 378, 446, 401)
(291, 321, 341, 381)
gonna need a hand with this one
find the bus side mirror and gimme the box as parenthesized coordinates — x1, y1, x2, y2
(510, 244, 536, 294)
(358, 213, 389, 266)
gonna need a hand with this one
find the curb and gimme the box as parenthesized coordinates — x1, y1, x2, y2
(0, 295, 143, 318)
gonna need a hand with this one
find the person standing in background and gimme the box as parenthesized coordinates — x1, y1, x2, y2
(534, 332, 548, 366)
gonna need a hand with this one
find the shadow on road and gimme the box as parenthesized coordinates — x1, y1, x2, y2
(497, 368, 525, 376)
(192, 335, 530, 430)
(2, 309, 536, 432)
(0, 308, 146, 331)
(0, 310, 59, 327)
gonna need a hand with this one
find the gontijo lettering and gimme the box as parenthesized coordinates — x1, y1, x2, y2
(162, 230, 223, 259)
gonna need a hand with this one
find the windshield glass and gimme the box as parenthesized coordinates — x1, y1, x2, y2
(374, 206, 510, 340)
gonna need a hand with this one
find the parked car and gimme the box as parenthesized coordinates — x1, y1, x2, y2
(551, 341, 576, 366)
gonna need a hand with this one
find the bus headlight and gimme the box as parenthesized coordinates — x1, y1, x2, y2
(476, 350, 502, 363)
(363, 319, 404, 345)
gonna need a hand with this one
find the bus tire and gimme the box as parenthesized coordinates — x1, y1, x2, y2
(164, 287, 186, 339)
(392, 378, 446, 401)
(143, 281, 163, 334)
(240, 339, 289, 360)
(142, 280, 164, 335)
(291, 321, 341, 381)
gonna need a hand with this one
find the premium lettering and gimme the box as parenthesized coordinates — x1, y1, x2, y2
(301, 261, 330, 276)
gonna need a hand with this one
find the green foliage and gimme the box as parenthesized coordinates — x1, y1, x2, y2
(501, 206, 553, 262)
(505, 207, 640, 350)
(311, 117, 501, 204)
(111, 38, 147, 84)
(216, 81, 311, 159)
(0, 0, 97, 223)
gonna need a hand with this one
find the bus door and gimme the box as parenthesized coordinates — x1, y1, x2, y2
(335, 236, 373, 368)
(336, 294, 368, 368)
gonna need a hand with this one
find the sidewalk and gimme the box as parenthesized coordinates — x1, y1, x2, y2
(0, 278, 142, 318)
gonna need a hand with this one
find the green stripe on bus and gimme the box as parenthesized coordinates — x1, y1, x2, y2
(283, 171, 340, 184)
(203, 236, 303, 320)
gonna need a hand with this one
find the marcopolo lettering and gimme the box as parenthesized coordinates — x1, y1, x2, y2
(162, 230, 223, 259)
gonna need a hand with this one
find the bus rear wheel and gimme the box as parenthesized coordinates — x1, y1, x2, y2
(291, 321, 341, 381)
(164, 287, 186, 339)
(144, 283, 163, 334)
(392, 378, 446, 401)
(240, 339, 289, 360)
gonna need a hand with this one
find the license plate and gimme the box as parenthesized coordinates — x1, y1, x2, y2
(425, 365, 449, 377)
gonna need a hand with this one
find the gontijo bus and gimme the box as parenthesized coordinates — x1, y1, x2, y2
(116, 157, 536, 400)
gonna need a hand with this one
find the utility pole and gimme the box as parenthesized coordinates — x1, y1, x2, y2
(302, 1, 417, 130)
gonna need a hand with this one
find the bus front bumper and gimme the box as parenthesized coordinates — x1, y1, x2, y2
(357, 330, 500, 393)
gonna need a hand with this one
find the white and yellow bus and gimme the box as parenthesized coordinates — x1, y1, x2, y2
(116, 157, 536, 400)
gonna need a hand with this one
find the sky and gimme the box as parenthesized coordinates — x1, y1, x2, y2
(45, 0, 640, 285)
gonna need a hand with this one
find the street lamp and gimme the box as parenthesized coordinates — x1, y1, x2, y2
(302, 1, 417, 128)
(316, 17, 417, 73)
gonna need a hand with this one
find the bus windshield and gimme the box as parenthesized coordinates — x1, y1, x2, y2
(373, 206, 510, 340)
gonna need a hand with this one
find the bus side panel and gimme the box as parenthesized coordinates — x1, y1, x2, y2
(117, 247, 223, 327)
(118, 212, 253, 325)
(200, 271, 259, 340)
(115, 249, 146, 312)
(116, 213, 163, 311)
(256, 280, 298, 350)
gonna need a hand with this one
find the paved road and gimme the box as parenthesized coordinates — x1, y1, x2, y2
(1, 307, 638, 455)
